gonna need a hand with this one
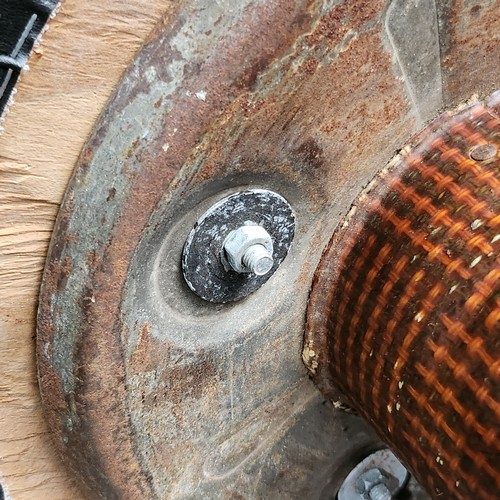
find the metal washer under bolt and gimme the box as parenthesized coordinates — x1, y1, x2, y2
(182, 189, 295, 303)
(337, 449, 409, 500)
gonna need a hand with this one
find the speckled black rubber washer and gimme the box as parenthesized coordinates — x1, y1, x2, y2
(182, 189, 295, 303)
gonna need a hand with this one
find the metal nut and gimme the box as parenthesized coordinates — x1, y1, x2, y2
(222, 225, 274, 275)
(356, 468, 388, 495)
(337, 449, 409, 500)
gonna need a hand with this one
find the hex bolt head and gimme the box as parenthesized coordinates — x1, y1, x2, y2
(222, 224, 274, 275)
(356, 468, 388, 496)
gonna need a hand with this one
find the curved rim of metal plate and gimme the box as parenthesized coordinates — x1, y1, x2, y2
(36, 0, 499, 498)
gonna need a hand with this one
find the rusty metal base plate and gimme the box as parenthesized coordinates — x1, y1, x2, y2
(36, 0, 498, 498)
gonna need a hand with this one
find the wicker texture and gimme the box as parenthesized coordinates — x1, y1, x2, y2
(306, 96, 499, 499)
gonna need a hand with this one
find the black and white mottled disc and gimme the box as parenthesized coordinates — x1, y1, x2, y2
(182, 189, 295, 303)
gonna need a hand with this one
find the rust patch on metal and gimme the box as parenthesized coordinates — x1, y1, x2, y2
(441, 0, 500, 105)
(306, 96, 500, 499)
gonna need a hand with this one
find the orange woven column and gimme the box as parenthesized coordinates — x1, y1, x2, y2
(305, 95, 500, 499)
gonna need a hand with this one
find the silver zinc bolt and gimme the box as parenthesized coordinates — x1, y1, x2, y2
(368, 482, 392, 500)
(222, 224, 274, 276)
(337, 449, 409, 500)
(356, 468, 391, 499)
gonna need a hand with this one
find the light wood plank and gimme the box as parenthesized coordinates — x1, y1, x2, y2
(0, 1, 170, 497)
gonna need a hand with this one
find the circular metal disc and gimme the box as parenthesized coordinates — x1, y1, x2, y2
(182, 189, 295, 303)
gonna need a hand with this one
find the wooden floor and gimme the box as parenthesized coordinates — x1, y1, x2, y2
(0, 1, 169, 497)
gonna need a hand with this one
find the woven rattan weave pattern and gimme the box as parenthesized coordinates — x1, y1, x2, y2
(305, 94, 499, 499)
